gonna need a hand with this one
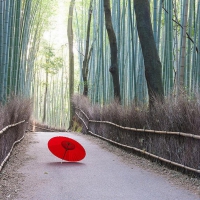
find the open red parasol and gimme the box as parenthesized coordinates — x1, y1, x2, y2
(48, 136, 86, 162)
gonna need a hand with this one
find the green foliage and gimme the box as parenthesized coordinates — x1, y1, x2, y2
(71, 117, 82, 132)
(40, 45, 63, 74)
(32, 0, 70, 129)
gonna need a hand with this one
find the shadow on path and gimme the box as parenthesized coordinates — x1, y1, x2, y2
(46, 162, 86, 167)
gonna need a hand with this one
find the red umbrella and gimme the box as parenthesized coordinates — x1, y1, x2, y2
(48, 136, 86, 162)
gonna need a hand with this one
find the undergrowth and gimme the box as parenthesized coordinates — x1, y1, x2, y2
(71, 116, 82, 132)
(72, 93, 200, 135)
(0, 96, 32, 165)
(0, 95, 32, 130)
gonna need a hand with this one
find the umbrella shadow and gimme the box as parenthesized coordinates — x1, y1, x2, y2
(46, 162, 86, 167)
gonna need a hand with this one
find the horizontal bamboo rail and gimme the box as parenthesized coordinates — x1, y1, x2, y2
(74, 113, 88, 130)
(75, 109, 200, 174)
(0, 120, 25, 135)
(0, 120, 26, 172)
(88, 130, 200, 174)
(0, 135, 24, 172)
(76, 108, 200, 139)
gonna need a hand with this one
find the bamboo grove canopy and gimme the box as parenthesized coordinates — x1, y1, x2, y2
(1, 0, 200, 128)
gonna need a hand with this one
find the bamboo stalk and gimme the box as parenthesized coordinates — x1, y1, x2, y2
(179, 0, 189, 88)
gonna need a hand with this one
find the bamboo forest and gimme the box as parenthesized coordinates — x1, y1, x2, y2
(0, 0, 200, 129)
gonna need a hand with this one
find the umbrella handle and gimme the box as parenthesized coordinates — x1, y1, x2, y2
(61, 150, 67, 164)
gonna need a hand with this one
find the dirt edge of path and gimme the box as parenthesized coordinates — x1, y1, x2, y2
(0, 132, 35, 200)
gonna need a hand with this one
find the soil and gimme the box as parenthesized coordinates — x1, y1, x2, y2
(0, 131, 199, 200)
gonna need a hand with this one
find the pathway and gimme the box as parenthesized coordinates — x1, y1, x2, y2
(15, 132, 199, 200)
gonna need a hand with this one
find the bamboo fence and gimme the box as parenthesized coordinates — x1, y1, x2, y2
(76, 108, 200, 140)
(75, 108, 200, 174)
(0, 120, 27, 172)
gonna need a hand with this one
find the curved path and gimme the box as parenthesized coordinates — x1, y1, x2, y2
(16, 132, 199, 200)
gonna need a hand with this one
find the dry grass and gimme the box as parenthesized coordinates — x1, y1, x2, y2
(0, 96, 32, 166)
(72, 93, 200, 135)
(5, 95, 32, 123)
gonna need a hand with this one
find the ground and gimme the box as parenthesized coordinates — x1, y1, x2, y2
(0, 131, 199, 200)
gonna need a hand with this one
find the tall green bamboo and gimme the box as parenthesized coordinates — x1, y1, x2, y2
(179, 0, 189, 89)
(67, 0, 75, 127)
(0, 0, 43, 103)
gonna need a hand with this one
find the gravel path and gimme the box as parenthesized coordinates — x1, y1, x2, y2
(0, 131, 199, 200)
